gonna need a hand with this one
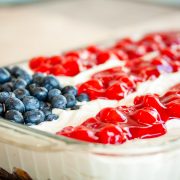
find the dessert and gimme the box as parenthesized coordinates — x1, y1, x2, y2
(0, 30, 180, 180)
(0, 31, 180, 146)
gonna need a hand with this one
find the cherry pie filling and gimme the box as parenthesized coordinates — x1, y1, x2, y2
(28, 31, 180, 144)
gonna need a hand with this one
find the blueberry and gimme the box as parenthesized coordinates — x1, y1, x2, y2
(4, 67, 12, 74)
(76, 93, 89, 102)
(0, 68, 11, 84)
(0, 82, 13, 92)
(39, 101, 50, 110)
(45, 114, 59, 121)
(62, 86, 77, 96)
(71, 105, 80, 110)
(27, 83, 37, 93)
(42, 107, 52, 116)
(0, 92, 15, 103)
(5, 97, 25, 113)
(20, 72, 32, 84)
(13, 88, 30, 100)
(11, 66, 22, 76)
(64, 94, 76, 108)
(51, 95, 67, 109)
(24, 110, 45, 124)
(13, 78, 27, 89)
(48, 89, 61, 101)
(11, 66, 32, 84)
(31, 87, 48, 101)
(5, 110, 24, 124)
(11, 66, 25, 76)
(0, 103, 4, 115)
(43, 75, 60, 90)
(11, 77, 18, 83)
(32, 73, 45, 85)
(22, 96, 40, 111)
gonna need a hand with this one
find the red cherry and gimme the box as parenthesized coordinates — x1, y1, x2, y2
(78, 79, 104, 91)
(105, 83, 128, 100)
(34, 64, 50, 73)
(56, 126, 74, 137)
(110, 49, 128, 60)
(64, 51, 80, 58)
(142, 67, 161, 80)
(81, 117, 103, 129)
(96, 107, 127, 124)
(139, 33, 165, 51)
(134, 96, 144, 106)
(129, 123, 166, 139)
(115, 38, 134, 49)
(50, 64, 66, 76)
(166, 99, 180, 118)
(96, 52, 111, 64)
(132, 107, 161, 125)
(29, 56, 47, 69)
(92, 66, 124, 87)
(63, 57, 81, 76)
(97, 124, 126, 144)
(144, 123, 167, 138)
(71, 126, 98, 143)
(143, 95, 165, 110)
(48, 56, 62, 65)
(142, 95, 168, 120)
(161, 49, 176, 60)
(151, 58, 164, 65)
(169, 61, 180, 72)
(163, 90, 177, 98)
(86, 45, 102, 54)
(129, 45, 147, 59)
(115, 75, 136, 89)
(78, 79, 104, 100)
(161, 91, 180, 104)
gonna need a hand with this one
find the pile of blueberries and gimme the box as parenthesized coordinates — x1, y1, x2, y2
(0, 66, 89, 125)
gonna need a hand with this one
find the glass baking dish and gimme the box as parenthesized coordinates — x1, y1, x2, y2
(1, 24, 180, 179)
(1, 116, 180, 180)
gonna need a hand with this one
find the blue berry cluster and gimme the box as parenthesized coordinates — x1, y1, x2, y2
(0, 66, 89, 125)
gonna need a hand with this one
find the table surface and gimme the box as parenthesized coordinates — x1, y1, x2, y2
(0, 0, 179, 67)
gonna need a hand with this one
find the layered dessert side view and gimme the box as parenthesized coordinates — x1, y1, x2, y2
(0, 31, 180, 145)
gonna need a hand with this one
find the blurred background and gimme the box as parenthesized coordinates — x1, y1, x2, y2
(0, 0, 179, 66)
